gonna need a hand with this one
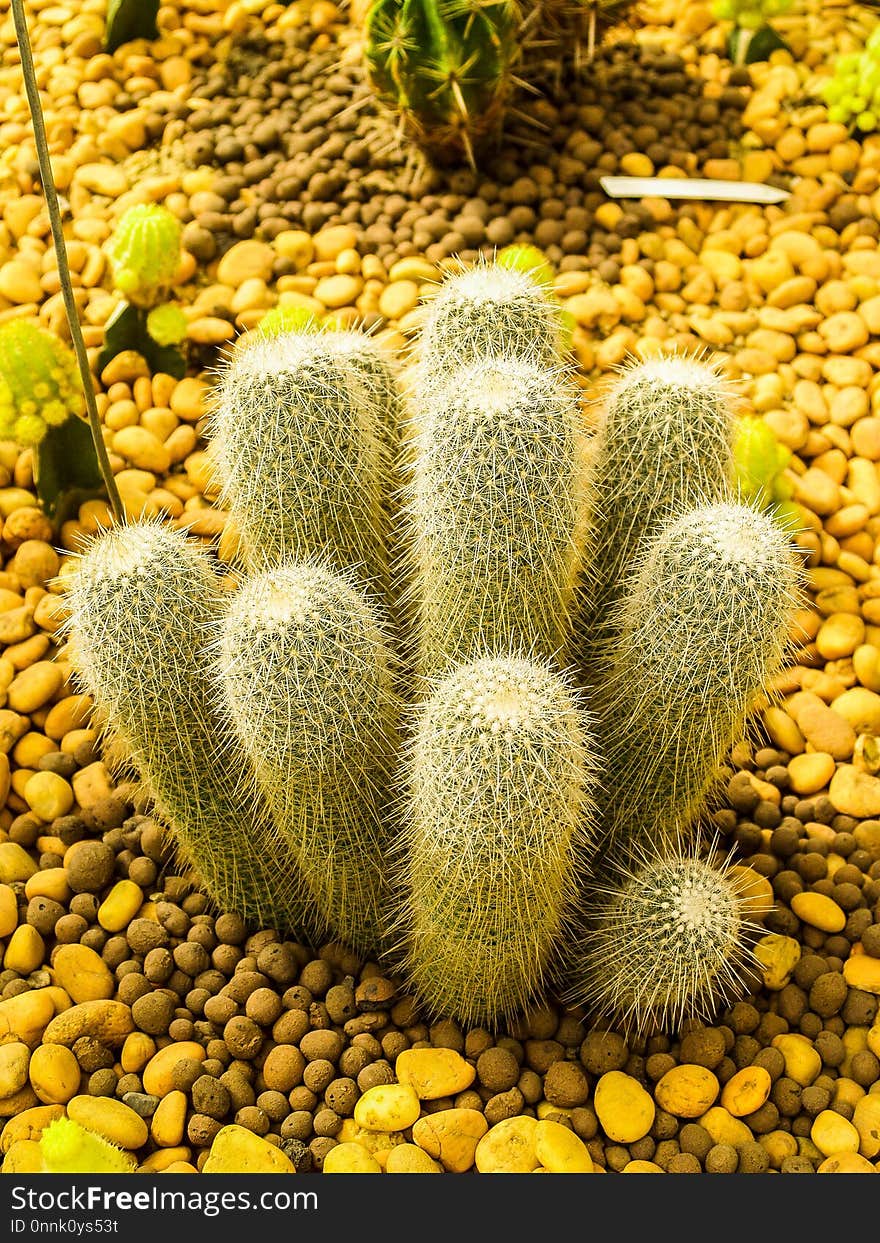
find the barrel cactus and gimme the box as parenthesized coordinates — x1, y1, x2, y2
(105, 203, 182, 305)
(364, 0, 520, 168)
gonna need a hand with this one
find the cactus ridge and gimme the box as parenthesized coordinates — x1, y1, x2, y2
(63, 520, 307, 932)
(416, 258, 568, 380)
(217, 560, 401, 953)
(399, 353, 591, 681)
(593, 499, 802, 852)
(579, 354, 737, 655)
(568, 836, 764, 1036)
(207, 329, 391, 584)
(398, 653, 599, 1026)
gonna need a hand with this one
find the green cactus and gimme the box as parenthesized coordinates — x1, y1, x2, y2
(105, 203, 182, 305)
(400, 654, 598, 1026)
(207, 329, 391, 586)
(40, 1118, 137, 1174)
(578, 355, 736, 659)
(254, 305, 325, 337)
(364, 0, 520, 169)
(0, 320, 84, 446)
(733, 413, 801, 532)
(593, 500, 801, 852)
(401, 354, 590, 681)
(217, 562, 400, 954)
(64, 520, 307, 933)
(417, 258, 568, 380)
(568, 838, 763, 1035)
(146, 302, 188, 347)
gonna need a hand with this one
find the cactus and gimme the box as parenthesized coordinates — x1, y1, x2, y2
(255, 305, 325, 337)
(417, 259, 568, 380)
(568, 838, 763, 1035)
(579, 355, 736, 657)
(733, 413, 801, 532)
(64, 521, 307, 932)
(105, 204, 182, 305)
(401, 354, 590, 680)
(217, 562, 400, 954)
(400, 654, 598, 1026)
(0, 320, 84, 447)
(593, 500, 801, 852)
(364, 0, 520, 169)
(319, 327, 405, 457)
(146, 303, 189, 347)
(40, 1118, 136, 1174)
(207, 329, 390, 585)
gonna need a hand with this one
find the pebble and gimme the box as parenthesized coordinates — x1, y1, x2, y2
(771, 1034, 822, 1088)
(719, 1067, 772, 1118)
(843, 956, 880, 995)
(829, 765, 880, 818)
(216, 241, 275, 286)
(314, 274, 362, 308)
(0, 260, 42, 305)
(322, 1142, 381, 1174)
(28, 1045, 79, 1106)
(97, 880, 144, 932)
(411, 1108, 488, 1173)
(0, 842, 38, 883)
(41, 1000, 133, 1049)
(384, 1144, 442, 1174)
(394, 1048, 475, 1100)
(654, 1066, 720, 1118)
(788, 752, 835, 795)
(51, 945, 114, 1004)
(593, 1070, 655, 1143)
(811, 1109, 860, 1158)
(142, 1042, 206, 1097)
(150, 1090, 187, 1147)
(67, 1095, 149, 1150)
(754, 934, 801, 991)
(353, 1083, 420, 1132)
(534, 1120, 592, 1173)
(24, 771, 74, 822)
(474, 1116, 539, 1174)
(0, 1043, 30, 1098)
(790, 892, 846, 934)
(0, 991, 55, 1048)
(202, 1124, 295, 1174)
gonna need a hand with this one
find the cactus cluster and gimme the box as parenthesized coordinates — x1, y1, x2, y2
(67, 257, 801, 1036)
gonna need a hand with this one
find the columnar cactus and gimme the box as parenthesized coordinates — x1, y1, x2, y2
(364, 0, 520, 168)
(64, 521, 306, 932)
(217, 562, 400, 954)
(579, 356, 736, 656)
(594, 500, 801, 852)
(401, 355, 591, 680)
(401, 654, 598, 1025)
(207, 329, 390, 587)
(569, 839, 763, 1035)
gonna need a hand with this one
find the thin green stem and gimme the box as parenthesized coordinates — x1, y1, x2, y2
(10, 0, 123, 523)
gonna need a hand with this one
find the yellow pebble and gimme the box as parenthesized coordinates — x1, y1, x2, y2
(593, 1070, 655, 1142)
(0, 885, 16, 938)
(622, 1159, 664, 1172)
(202, 1124, 294, 1173)
(0, 842, 38, 884)
(24, 771, 74, 821)
(354, 1083, 421, 1132)
(853, 1094, 880, 1159)
(24, 869, 70, 905)
(322, 1142, 382, 1173)
(790, 891, 846, 933)
(142, 1042, 205, 1096)
(150, 1090, 187, 1148)
(654, 1065, 720, 1118)
(534, 1120, 592, 1173)
(760, 1130, 798, 1169)
(728, 865, 774, 920)
(97, 880, 144, 932)
(699, 1106, 754, 1149)
(720, 1066, 772, 1118)
(67, 1095, 149, 1150)
(0, 1042, 30, 1098)
(335, 1121, 404, 1169)
(4, 924, 44, 974)
(0, 990, 55, 1048)
(771, 1033, 822, 1087)
(51, 944, 114, 1004)
(28, 1044, 80, 1105)
(411, 1108, 487, 1173)
(754, 933, 801, 990)
(0, 1103, 64, 1152)
(475, 1116, 539, 1173)
(137, 1147, 192, 1173)
(395, 1048, 475, 1099)
(383, 1143, 442, 1173)
(1, 1139, 44, 1173)
(817, 1151, 878, 1173)
(811, 1109, 860, 1157)
(121, 1032, 156, 1075)
(844, 954, 880, 995)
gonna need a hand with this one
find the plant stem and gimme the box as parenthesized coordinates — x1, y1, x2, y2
(10, 0, 123, 523)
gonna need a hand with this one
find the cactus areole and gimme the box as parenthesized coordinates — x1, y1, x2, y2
(364, 0, 520, 168)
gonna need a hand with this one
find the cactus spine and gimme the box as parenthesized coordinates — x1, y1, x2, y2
(594, 500, 801, 851)
(401, 654, 598, 1026)
(40, 1119, 137, 1174)
(65, 521, 306, 932)
(417, 260, 568, 381)
(364, 0, 519, 169)
(208, 330, 390, 586)
(402, 355, 590, 680)
(217, 563, 400, 954)
(579, 356, 736, 654)
(569, 839, 763, 1036)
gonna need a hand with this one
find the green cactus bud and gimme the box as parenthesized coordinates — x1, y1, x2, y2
(401, 654, 599, 1026)
(568, 838, 763, 1036)
(578, 354, 736, 656)
(218, 562, 400, 954)
(254, 305, 324, 337)
(105, 204, 182, 304)
(594, 500, 801, 851)
(417, 259, 568, 379)
(146, 302, 188, 346)
(402, 354, 591, 681)
(40, 1118, 137, 1174)
(64, 521, 307, 932)
(207, 329, 391, 585)
(364, 0, 519, 168)
(0, 320, 83, 444)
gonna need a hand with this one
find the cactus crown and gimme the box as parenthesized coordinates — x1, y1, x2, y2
(40, 1118, 137, 1174)
(0, 320, 84, 447)
(105, 203, 182, 303)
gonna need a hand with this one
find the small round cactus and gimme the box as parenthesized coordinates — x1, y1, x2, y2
(0, 320, 84, 446)
(207, 329, 390, 585)
(416, 259, 569, 381)
(105, 203, 182, 304)
(594, 500, 801, 851)
(40, 1118, 136, 1174)
(146, 302, 188, 347)
(217, 561, 400, 954)
(569, 839, 764, 1036)
(401, 354, 591, 681)
(64, 520, 306, 932)
(400, 654, 599, 1027)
